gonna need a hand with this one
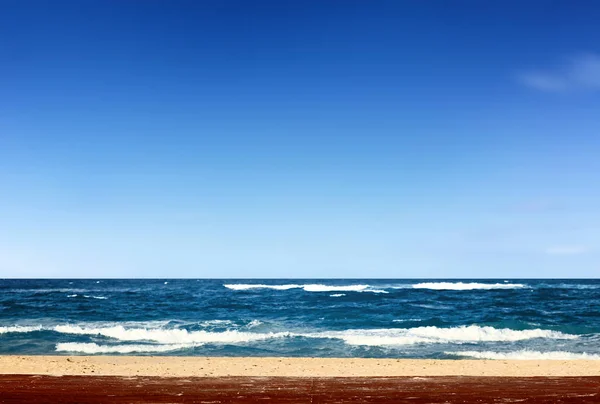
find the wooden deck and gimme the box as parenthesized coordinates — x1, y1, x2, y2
(1, 375, 600, 403)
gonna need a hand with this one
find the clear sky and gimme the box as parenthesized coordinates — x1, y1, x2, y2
(1, 1, 599, 278)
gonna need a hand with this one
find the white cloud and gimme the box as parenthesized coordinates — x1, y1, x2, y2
(519, 53, 600, 92)
(545, 245, 588, 255)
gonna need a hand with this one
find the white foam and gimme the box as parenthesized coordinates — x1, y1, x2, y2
(303, 284, 371, 292)
(83, 320, 174, 329)
(199, 320, 235, 327)
(330, 294, 346, 297)
(224, 284, 387, 293)
(447, 350, 600, 360)
(67, 294, 107, 300)
(409, 304, 451, 310)
(4, 321, 577, 350)
(304, 326, 576, 346)
(0, 325, 43, 334)
(246, 320, 263, 328)
(1, 321, 176, 336)
(11, 288, 90, 294)
(553, 283, 600, 290)
(224, 284, 301, 290)
(56, 342, 195, 354)
(411, 282, 526, 290)
(52, 325, 291, 344)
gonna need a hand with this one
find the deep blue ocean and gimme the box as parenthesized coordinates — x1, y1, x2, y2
(1, 279, 600, 359)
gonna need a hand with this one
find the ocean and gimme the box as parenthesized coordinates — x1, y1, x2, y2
(1, 279, 599, 359)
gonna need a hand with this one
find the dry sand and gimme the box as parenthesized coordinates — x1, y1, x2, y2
(1, 356, 600, 377)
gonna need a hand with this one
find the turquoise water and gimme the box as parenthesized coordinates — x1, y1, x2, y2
(1, 279, 599, 359)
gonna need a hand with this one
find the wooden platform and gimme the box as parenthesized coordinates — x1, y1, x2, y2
(1, 375, 600, 403)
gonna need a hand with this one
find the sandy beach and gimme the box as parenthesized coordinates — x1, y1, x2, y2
(2, 356, 600, 377)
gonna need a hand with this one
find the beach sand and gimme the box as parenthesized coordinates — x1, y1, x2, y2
(2, 357, 600, 403)
(2, 356, 600, 377)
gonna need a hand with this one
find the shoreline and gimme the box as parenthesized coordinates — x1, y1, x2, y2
(2, 356, 600, 377)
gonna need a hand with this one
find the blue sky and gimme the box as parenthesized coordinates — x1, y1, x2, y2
(1, 1, 599, 278)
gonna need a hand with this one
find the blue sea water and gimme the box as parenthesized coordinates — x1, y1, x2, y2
(1, 279, 600, 359)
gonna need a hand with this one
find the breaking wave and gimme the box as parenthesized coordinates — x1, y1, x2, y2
(0, 325, 43, 334)
(56, 342, 196, 354)
(224, 282, 525, 293)
(410, 282, 526, 290)
(1, 322, 579, 349)
(447, 350, 600, 360)
(304, 326, 576, 346)
(52, 324, 291, 344)
(67, 294, 108, 300)
(224, 284, 300, 291)
(224, 284, 387, 293)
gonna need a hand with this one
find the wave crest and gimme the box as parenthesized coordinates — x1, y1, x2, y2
(1, 322, 578, 349)
(411, 282, 526, 290)
(0, 325, 43, 334)
(306, 325, 576, 346)
(53, 325, 291, 344)
(447, 350, 600, 360)
(224, 284, 387, 293)
(56, 342, 195, 354)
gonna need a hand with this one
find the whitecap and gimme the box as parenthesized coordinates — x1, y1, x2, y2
(409, 304, 451, 310)
(246, 320, 263, 328)
(224, 284, 387, 293)
(411, 282, 526, 290)
(52, 324, 291, 344)
(446, 350, 600, 360)
(199, 320, 235, 327)
(393, 319, 422, 322)
(0, 325, 43, 334)
(67, 294, 107, 300)
(56, 342, 196, 354)
(224, 284, 301, 291)
(302, 325, 576, 346)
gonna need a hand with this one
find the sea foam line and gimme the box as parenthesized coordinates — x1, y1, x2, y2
(446, 350, 600, 360)
(304, 325, 575, 346)
(67, 294, 108, 300)
(0, 322, 578, 347)
(52, 325, 291, 344)
(223, 284, 388, 293)
(410, 282, 526, 290)
(0, 325, 43, 334)
(56, 342, 197, 354)
(46, 324, 577, 346)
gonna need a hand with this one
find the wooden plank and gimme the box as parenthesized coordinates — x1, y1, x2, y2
(0, 375, 599, 403)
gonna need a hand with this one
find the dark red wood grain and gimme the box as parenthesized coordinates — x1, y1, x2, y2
(1, 375, 599, 403)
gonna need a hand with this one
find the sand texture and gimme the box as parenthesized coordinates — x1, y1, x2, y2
(1, 356, 600, 377)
